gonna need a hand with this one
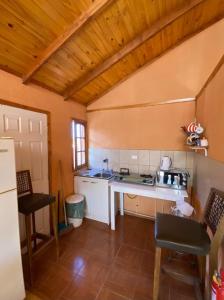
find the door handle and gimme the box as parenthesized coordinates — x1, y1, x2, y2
(82, 180, 89, 183)
(91, 182, 97, 184)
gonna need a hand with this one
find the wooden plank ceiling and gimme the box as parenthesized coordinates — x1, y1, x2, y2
(0, 0, 223, 105)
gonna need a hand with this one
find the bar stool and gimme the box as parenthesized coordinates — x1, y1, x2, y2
(16, 170, 59, 286)
(153, 188, 224, 300)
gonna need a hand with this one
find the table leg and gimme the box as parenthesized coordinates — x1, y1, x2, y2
(110, 189, 115, 230)
(120, 192, 124, 216)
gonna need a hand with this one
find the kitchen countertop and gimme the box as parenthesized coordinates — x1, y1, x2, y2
(75, 169, 188, 197)
(109, 180, 188, 202)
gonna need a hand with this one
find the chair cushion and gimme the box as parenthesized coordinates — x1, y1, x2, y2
(155, 213, 211, 256)
(18, 193, 55, 215)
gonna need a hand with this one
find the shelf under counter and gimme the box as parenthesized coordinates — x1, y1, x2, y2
(109, 181, 188, 230)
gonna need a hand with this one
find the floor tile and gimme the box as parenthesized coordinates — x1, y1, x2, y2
(96, 286, 131, 300)
(24, 215, 196, 300)
(115, 244, 144, 272)
(60, 274, 100, 300)
(105, 264, 138, 299)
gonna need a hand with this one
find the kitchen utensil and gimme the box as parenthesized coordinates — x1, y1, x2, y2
(160, 156, 172, 171)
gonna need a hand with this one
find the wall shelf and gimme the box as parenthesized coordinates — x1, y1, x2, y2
(189, 146, 208, 157)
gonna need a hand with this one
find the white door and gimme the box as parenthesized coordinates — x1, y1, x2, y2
(0, 104, 49, 241)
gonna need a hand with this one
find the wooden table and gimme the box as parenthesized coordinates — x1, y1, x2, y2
(109, 181, 188, 230)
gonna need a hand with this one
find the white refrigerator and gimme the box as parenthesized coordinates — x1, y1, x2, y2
(0, 138, 25, 300)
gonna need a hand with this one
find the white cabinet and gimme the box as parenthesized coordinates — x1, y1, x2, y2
(74, 176, 110, 224)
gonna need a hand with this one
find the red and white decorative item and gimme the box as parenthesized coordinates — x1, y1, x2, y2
(182, 121, 207, 147)
(187, 122, 198, 133)
(187, 122, 204, 134)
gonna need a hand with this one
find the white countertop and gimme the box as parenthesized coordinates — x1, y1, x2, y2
(109, 181, 188, 202)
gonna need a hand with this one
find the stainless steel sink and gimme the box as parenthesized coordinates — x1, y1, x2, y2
(93, 172, 113, 179)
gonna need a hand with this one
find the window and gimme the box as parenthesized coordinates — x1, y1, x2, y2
(72, 120, 87, 170)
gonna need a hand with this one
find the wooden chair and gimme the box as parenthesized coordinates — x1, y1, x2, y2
(153, 188, 224, 300)
(16, 170, 59, 286)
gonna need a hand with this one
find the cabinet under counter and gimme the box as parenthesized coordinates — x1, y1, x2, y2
(74, 175, 110, 224)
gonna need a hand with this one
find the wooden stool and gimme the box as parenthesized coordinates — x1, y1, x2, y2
(16, 170, 59, 286)
(153, 188, 224, 300)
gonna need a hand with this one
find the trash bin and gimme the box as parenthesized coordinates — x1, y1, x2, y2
(65, 194, 84, 228)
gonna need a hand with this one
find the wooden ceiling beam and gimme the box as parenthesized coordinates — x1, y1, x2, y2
(63, 0, 205, 100)
(22, 0, 113, 84)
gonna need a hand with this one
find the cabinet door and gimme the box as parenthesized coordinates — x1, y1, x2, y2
(137, 196, 156, 218)
(89, 178, 109, 223)
(124, 194, 138, 213)
(75, 177, 93, 218)
(75, 176, 109, 224)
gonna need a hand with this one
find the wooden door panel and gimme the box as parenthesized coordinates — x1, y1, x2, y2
(3, 113, 22, 133)
(0, 104, 49, 239)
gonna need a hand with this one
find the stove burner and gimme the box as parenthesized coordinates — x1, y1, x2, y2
(140, 174, 153, 178)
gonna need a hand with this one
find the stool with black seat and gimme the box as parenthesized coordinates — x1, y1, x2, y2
(153, 188, 224, 300)
(16, 170, 59, 286)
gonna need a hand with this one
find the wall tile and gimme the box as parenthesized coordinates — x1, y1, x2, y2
(127, 150, 139, 164)
(120, 150, 129, 163)
(119, 163, 129, 170)
(138, 165, 150, 175)
(128, 164, 139, 174)
(173, 151, 187, 168)
(109, 162, 120, 172)
(138, 150, 150, 165)
(186, 151, 194, 169)
(149, 150, 161, 167)
(150, 166, 158, 174)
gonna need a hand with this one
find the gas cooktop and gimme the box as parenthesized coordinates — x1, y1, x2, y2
(114, 173, 155, 186)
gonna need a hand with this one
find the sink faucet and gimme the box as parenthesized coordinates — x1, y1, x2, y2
(103, 158, 109, 172)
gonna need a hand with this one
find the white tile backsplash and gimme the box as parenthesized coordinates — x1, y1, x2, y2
(138, 165, 150, 175)
(186, 151, 194, 169)
(120, 150, 129, 164)
(129, 164, 139, 174)
(150, 150, 161, 167)
(173, 151, 187, 168)
(138, 150, 150, 165)
(89, 148, 194, 186)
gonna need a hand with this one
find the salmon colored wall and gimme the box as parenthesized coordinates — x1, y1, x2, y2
(88, 19, 224, 110)
(0, 70, 86, 196)
(88, 101, 195, 150)
(196, 63, 224, 162)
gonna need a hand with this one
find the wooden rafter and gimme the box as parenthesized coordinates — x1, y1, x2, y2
(196, 53, 224, 99)
(63, 0, 205, 100)
(22, 0, 113, 84)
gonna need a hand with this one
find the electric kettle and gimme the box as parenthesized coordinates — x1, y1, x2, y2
(160, 156, 172, 170)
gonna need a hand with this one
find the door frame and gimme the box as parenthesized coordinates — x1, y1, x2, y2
(0, 98, 52, 193)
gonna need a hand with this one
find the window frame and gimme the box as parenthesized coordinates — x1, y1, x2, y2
(71, 119, 88, 171)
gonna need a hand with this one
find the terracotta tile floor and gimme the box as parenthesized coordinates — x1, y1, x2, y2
(26, 215, 196, 300)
